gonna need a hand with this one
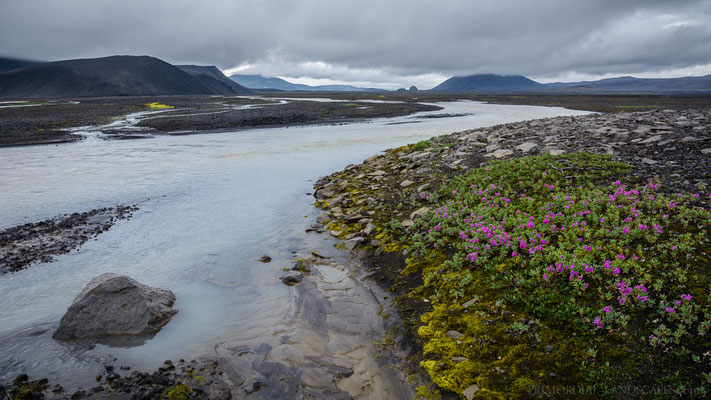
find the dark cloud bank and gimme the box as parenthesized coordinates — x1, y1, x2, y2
(1, 0, 709, 88)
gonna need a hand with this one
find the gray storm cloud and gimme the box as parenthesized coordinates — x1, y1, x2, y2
(1, 0, 710, 88)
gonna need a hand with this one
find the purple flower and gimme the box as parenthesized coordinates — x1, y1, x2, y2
(593, 318, 603, 327)
(603, 306, 612, 314)
(665, 307, 675, 313)
(681, 294, 692, 301)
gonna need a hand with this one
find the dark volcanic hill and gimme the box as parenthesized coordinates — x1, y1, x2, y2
(176, 65, 251, 94)
(0, 56, 42, 72)
(0, 55, 247, 99)
(432, 74, 543, 92)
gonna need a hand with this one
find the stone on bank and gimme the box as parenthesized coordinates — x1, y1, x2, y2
(53, 273, 178, 340)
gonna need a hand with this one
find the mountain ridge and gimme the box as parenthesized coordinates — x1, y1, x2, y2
(431, 73, 711, 94)
(0, 55, 250, 99)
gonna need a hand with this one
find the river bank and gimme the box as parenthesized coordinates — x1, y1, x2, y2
(0, 96, 439, 147)
(312, 108, 711, 398)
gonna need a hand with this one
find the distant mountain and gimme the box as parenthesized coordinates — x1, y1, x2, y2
(0, 55, 248, 99)
(546, 75, 711, 93)
(431, 73, 711, 94)
(176, 65, 251, 94)
(229, 74, 381, 92)
(0, 56, 42, 72)
(432, 74, 542, 92)
(230, 74, 311, 91)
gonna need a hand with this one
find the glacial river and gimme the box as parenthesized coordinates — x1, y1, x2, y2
(0, 99, 590, 394)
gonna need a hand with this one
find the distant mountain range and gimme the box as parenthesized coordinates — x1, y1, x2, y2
(1, 53, 710, 98)
(0, 55, 250, 98)
(229, 74, 381, 92)
(432, 73, 711, 94)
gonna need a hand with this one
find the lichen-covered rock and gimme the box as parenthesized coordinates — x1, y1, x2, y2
(53, 273, 177, 340)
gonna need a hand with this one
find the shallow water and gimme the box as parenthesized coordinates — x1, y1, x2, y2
(0, 100, 590, 390)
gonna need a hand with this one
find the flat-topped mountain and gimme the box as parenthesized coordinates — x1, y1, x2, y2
(0, 55, 249, 99)
(432, 74, 542, 92)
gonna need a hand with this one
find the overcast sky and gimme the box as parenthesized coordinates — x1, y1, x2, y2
(1, 0, 710, 89)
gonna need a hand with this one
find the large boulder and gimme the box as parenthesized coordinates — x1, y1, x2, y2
(53, 273, 178, 340)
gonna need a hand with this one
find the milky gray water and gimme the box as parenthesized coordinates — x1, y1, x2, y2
(0, 100, 590, 388)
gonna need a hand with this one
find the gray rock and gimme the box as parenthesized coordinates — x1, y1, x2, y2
(702, 148, 711, 155)
(447, 330, 463, 340)
(280, 271, 303, 286)
(485, 149, 513, 159)
(642, 158, 658, 165)
(400, 180, 414, 188)
(541, 146, 566, 156)
(410, 206, 431, 219)
(53, 273, 177, 340)
(314, 189, 334, 200)
(316, 213, 330, 224)
(402, 219, 415, 227)
(484, 143, 501, 153)
(462, 298, 478, 308)
(640, 135, 662, 144)
(515, 142, 538, 153)
(344, 237, 365, 250)
(680, 136, 697, 143)
(363, 222, 376, 236)
(463, 384, 480, 400)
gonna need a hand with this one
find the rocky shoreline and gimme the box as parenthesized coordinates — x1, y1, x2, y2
(313, 109, 711, 235)
(311, 108, 711, 398)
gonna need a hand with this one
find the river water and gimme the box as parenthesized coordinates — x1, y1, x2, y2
(0, 100, 590, 394)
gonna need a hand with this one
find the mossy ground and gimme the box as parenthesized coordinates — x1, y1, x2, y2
(317, 152, 711, 399)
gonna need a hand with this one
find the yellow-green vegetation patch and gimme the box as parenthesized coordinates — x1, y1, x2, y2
(382, 153, 711, 398)
(162, 383, 194, 400)
(146, 102, 174, 110)
(411, 140, 432, 151)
